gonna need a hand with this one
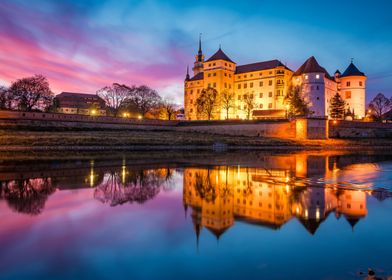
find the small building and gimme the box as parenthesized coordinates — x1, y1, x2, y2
(55, 92, 106, 116)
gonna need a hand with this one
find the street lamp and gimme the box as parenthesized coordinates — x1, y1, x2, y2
(91, 109, 97, 116)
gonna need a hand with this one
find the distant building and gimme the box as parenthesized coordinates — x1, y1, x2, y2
(184, 37, 367, 120)
(55, 92, 106, 116)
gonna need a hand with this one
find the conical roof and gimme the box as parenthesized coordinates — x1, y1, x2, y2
(294, 56, 332, 79)
(206, 48, 235, 63)
(340, 63, 365, 78)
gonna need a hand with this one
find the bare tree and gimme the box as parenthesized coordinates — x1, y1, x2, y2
(161, 99, 177, 120)
(368, 93, 391, 121)
(97, 83, 131, 116)
(126, 85, 162, 117)
(0, 86, 12, 110)
(9, 74, 54, 111)
(196, 87, 218, 120)
(242, 93, 257, 120)
(220, 89, 234, 120)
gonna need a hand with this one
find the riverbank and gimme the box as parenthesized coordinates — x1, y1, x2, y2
(1, 129, 392, 154)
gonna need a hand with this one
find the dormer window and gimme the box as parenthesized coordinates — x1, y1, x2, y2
(316, 74, 320, 79)
(305, 75, 309, 80)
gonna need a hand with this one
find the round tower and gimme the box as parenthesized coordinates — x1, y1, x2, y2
(292, 56, 328, 117)
(339, 61, 366, 119)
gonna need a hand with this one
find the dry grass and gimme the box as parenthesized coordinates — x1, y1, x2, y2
(1, 129, 392, 150)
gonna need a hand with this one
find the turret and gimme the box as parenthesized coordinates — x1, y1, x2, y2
(339, 61, 367, 119)
(292, 56, 330, 117)
(185, 65, 190, 81)
(192, 34, 204, 75)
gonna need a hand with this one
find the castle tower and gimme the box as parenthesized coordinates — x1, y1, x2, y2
(292, 56, 331, 117)
(339, 61, 367, 119)
(192, 34, 205, 75)
(203, 47, 236, 119)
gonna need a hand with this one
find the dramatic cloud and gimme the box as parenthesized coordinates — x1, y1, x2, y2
(0, 0, 391, 104)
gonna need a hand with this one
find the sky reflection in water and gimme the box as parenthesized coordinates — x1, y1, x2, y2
(0, 153, 392, 280)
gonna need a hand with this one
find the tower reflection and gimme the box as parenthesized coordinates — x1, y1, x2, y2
(183, 155, 372, 241)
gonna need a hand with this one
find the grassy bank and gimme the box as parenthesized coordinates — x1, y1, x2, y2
(1, 129, 392, 152)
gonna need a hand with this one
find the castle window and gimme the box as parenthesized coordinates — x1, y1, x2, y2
(190, 90, 193, 94)
(244, 83, 247, 89)
(213, 73, 216, 76)
(259, 104, 263, 109)
(269, 71, 272, 75)
(229, 74, 232, 78)
(268, 103, 272, 108)
(208, 73, 211, 77)
(250, 94, 254, 99)
(259, 81, 263, 87)
(238, 105, 241, 110)
(259, 72, 263, 76)
(316, 97, 320, 100)
(359, 81, 363, 86)
(268, 92, 272, 97)
(197, 89, 200, 93)
(244, 75, 247, 78)
(259, 93, 263, 98)
(305, 75, 309, 80)
(190, 109, 193, 113)
(250, 82, 253, 88)
(345, 91, 351, 99)
(209, 64, 211, 67)
(224, 82, 227, 88)
(244, 94, 248, 99)
(238, 84, 241, 89)
(213, 82, 216, 87)
(229, 85, 232, 89)
(250, 74, 253, 77)
(316, 86, 319, 90)
(316, 74, 320, 79)
(225, 63, 227, 66)
(224, 73, 227, 76)
(238, 95, 241, 100)
(346, 81, 351, 87)
(213, 63, 216, 66)
(269, 80, 272, 86)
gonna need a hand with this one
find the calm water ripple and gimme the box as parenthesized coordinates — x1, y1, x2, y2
(0, 152, 392, 280)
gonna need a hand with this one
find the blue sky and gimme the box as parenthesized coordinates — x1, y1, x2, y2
(0, 0, 391, 104)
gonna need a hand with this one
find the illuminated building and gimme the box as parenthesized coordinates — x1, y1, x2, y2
(184, 39, 366, 120)
(55, 92, 107, 116)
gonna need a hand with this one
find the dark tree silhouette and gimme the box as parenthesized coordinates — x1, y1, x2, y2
(329, 92, 346, 120)
(8, 74, 54, 111)
(0, 178, 56, 215)
(284, 86, 311, 118)
(97, 83, 130, 116)
(196, 87, 218, 120)
(125, 85, 162, 117)
(194, 169, 217, 203)
(0, 86, 12, 110)
(220, 90, 234, 120)
(94, 168, 172, 206)
(242, 93, 257, 120)
(368, 93, 391, 121)
(161, 99, 177, 120)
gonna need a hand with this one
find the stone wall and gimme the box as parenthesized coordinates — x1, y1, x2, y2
(329, 120, 392, 138)
(177, 120, 296, 138)
(0, 110, 330, 139)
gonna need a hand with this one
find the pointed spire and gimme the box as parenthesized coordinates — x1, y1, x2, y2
(198, 33, 202, 55)
(185, 65, 190, 81)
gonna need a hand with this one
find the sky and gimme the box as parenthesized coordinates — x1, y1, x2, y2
(0, 0, 391, 105)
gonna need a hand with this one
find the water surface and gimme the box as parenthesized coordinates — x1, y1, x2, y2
(1, 152, 392, 280)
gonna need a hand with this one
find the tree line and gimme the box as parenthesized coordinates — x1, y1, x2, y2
(0, 74, 180, 120)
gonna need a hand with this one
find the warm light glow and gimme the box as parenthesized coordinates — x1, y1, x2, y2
(316, 74, 320, 79)
(333, 120, 337, 125)
(91, 109, 97, 115)
(122, 112, 130, 118)
(285, 104, 290, 110)
(138, 115, 143, 120)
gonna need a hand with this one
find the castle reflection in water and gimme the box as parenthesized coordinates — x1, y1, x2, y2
(1, 153, 391, 238)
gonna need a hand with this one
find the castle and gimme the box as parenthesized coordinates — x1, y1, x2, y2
(184, 37, 367, 120)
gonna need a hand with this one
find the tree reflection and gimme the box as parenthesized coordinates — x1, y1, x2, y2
(195, 169, 216, 203)
(94, 168, 173, 206)
(0, 178, 56, 215)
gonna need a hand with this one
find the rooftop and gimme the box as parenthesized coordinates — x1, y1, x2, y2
(205, 48, 235, 63)
(340, 62, 366, 78)
(236, 60, 290, 74)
